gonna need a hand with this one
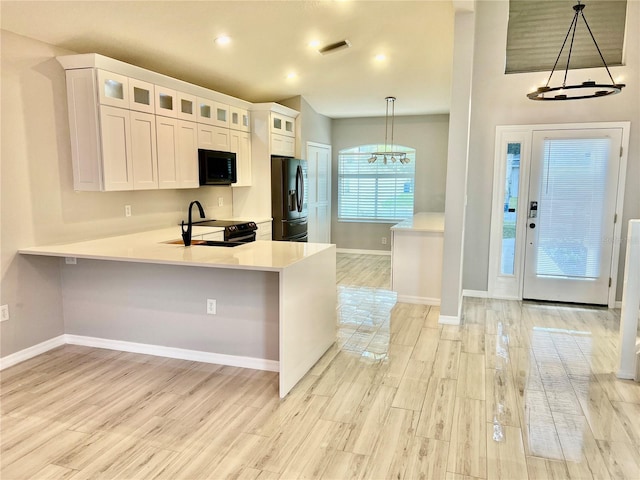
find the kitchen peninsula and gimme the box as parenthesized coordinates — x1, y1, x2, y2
(20, 229, 336, 398)
(391, 212, 445, 305)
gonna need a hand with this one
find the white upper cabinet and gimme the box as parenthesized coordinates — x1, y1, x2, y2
(176, 120, 199, 189)
(130, 110, 158, 189)
(58, 54, 255, 192)
(214, 102, 230, 128)
(271, 113, 295, 137)
(99, 105, 133, 191)
(230, 129, 252, 187)
(271, 133, 295, 157)
(128, 78, 155, 114)
(230, 106, 250, 132)
(97, 70, 129, 108)
(156, 116, 179, 189)
(155, 86, 177, 118)
(197, 124, 230, 152)
(177, 92, 197, 121)
(196, 97, 215, 125)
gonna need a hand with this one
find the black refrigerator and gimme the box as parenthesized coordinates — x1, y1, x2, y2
(271, 156, 308, 242)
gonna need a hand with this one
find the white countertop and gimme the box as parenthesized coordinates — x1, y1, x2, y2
(19, 227, 333, 272)
(391, 212, 445, 233)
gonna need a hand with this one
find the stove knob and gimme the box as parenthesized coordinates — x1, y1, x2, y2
(229, 225, 237, 232)
(249, 222, 256, 228)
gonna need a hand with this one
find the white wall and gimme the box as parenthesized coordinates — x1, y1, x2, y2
(280, 95, 332, 154)
(464, 1, 640, 298)
(331, 115, 449, 251)
(0, 31, 236, 358)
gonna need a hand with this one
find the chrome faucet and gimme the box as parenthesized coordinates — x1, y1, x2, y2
(181, 200, 206, 246)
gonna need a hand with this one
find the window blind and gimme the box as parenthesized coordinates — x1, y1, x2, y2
(536, 138, 610, 278)
(506, 0, 627, 74)
(338, 146, 416, 222)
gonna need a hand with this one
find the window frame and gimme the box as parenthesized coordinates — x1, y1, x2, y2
(337, 144, 416, 223)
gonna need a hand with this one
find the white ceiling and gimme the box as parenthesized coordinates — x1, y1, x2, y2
(1, 1, 455, 118)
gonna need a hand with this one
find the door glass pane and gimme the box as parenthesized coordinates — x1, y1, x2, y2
(501, 143, 520, 275)
(200, 104, 211, 118)
(217, 108, 227, 122)
(536, 138, 610, 278)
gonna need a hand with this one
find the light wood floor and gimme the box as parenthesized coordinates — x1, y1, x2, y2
(2, 253, 639, 479)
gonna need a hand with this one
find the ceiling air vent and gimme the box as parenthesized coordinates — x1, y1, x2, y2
(318, 40, 351, 55)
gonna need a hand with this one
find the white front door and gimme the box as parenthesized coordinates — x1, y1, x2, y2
(523, 128, 623, 305)
(306, 142, 332, 243)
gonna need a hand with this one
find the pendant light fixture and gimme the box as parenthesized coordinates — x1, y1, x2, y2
(527, 1, 625, 101)
(367, 97, 409, 164)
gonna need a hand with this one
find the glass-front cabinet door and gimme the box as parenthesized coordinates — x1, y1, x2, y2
(230, 106, 250, 132)
(128, 78, 155, 114)
(97, 70, 129, 108)
(155, 86, 177, 118)
(177, 92, 197, 121)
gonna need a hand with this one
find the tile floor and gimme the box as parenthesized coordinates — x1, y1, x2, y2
(1, 252, 639, 479)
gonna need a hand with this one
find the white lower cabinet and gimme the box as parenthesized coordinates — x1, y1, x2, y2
(230, 130, 252, 187)
(197, 124, 230, 151)
(256, 221, 272, 241)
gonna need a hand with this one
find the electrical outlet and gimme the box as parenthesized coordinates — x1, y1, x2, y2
(218, 197, 224, 207)
(381, 237, 388, 245)
(125, 205, 132, 217)
(206, 299, 217, 315)
(65, 257, 77, 265)
(0, 305, 9, 322)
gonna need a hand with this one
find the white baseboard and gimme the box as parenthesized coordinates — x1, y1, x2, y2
(0, 335, 66, 370)
(65, 335, 279, 372)
(336, 248, 391, 256)
(438, 314, 461, 325)
(463, 289, 489, 298)
(617, 369, 637, 380)
(1, 334, 279, 372)
(397, 294, 440, 306)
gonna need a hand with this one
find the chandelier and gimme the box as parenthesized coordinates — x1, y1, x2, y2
(367, 97, 409, 164)
(526, 1, 625, 101)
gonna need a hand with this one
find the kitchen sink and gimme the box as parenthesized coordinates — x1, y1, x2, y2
(164, 239, 243, 248)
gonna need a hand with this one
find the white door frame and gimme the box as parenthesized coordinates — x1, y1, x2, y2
(488, 122, 630, 308)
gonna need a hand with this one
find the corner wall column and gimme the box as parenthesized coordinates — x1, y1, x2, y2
(440, 3, 476, 325)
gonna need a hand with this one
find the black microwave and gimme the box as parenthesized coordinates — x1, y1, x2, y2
(198, 149, 237, 185)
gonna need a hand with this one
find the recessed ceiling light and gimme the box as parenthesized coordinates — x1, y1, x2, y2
(215, 35, 231, 46)
(309, 40, 321, 48)
(375, 53, 386, 62)
(287, 72, 298, 80)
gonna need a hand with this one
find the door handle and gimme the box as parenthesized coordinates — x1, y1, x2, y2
(529, 223, 536, 229)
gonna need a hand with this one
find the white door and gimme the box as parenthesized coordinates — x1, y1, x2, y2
(523, 129, 623, 305)
(306, 142, 332, 243)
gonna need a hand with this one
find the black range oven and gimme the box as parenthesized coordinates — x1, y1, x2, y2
(192, 220, 257, 243)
